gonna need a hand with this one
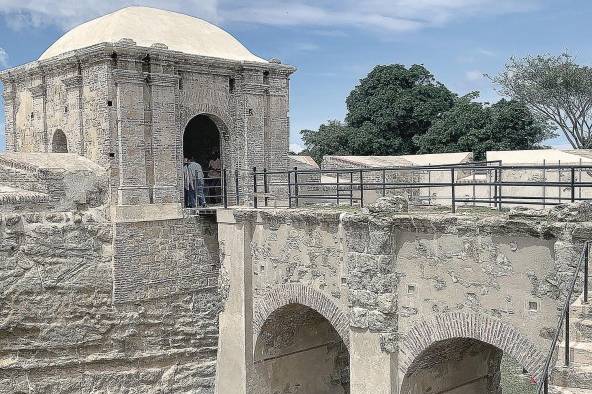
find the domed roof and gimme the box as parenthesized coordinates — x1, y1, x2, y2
(39, 6, 266, 62)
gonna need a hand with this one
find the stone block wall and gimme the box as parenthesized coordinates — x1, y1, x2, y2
(0, 208, 223, 394)
(217, 203, 592, 393)
(113, 216, 221, 303)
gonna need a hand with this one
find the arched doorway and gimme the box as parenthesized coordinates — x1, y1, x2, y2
(253, 303, 350, 394)
(400, 337, 537, 393)
(51, 130, 68, 153)
(183, 114, 222, 206)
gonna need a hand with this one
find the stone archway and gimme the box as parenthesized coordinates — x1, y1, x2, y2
(51, 129, 68, 153)
(399, 313, 547, 393)
(252, 295, 350, 394)
(182, 113, 227, 206)
(253, 284, 350, 349)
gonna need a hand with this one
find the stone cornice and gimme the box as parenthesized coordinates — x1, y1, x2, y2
(62, 75, 83, 90)
(146, 72, 179, 86)
(112, 69, 145, 84)
(0, 42, 296, 81)
(29, 84, 46, 98)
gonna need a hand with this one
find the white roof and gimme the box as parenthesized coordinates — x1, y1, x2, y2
(487, 149, 592, 165)
(39, 6, 266, 62)
(324, 152, 472, 167)
(289, 155, 319, 169)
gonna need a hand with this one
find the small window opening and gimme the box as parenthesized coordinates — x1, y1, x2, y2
(141, 54, 150, 73)
(263, 70, 270, 84)
(64, 106, 68, 113)
(407, 284, 417, 294)
(229, 77, 235, 93)
(528, 301, 539, 312)
(178, 77, 183, 90)
(30, 112, 34, 120)
(109, 152, 115, 158)
(51, 130, 68, 153)
(107, 100, 113, 107)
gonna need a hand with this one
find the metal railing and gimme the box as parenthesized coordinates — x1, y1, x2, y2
(537, 241, 590, 393)
(249, 162, 592, 211)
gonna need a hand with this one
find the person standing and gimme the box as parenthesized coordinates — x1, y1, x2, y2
(184, 157, 206, 208)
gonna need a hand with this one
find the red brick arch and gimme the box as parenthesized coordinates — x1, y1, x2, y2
(253, 284, 350, 349)
(399, 312, 547, 382)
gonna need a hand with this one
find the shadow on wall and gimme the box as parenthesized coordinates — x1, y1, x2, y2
(252, 303, 350, 394)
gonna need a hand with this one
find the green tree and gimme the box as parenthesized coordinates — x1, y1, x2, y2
(345, 64, 457, 154)
(491, 53, 592, 148)
(415, 93, 554, 160)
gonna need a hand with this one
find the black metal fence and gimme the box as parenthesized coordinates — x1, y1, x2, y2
(538, 241, 589, 393)
(249, 162, 592, 212)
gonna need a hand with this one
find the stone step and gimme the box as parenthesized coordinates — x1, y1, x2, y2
(573, 319, 592, 341)
(571, 296, 592, 319)
(558, 341, 592, 364)
(550, 385, 592, 394)
(552, 365, 592, 390)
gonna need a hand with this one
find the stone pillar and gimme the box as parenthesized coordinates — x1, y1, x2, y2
(2, 86, 16, 151)
(62, 75, 84, 155)
(350, 329, 398, 394)
(149, 73, 179, 203)
(215, 210, 254, 394)
(113, 69, 150, 205)
(29, 83, 46, 152)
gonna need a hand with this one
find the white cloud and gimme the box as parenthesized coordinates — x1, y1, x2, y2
(289, 143, 304, 153)
(0, 47, 8, 68)
(0, 1, 219, 30)
(465, 70, 484, 82)
(0, 0, 541, 33)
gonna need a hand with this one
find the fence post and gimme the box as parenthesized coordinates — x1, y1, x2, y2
(359, 170, 364, 208)
(498, 167, 503, 211)
(350, 172, 353, 206)
(294, 167, 299, 207)
(336, 172, 340, 206)
(565, 307, 570, 366)
(223, 168, 228, 208)
(235, 168, 240, 205)
(451, 167, 456, 213)
(543, 159, 547, 208)
(382, 168, 386, 197)
(263, 168, 269, 207)
(544, 373, 548, 394)
(253, 166, 258, 209)
(288, 170, 292, 208)
(585, 242, 589, 304)
(571, 166, 576, 203)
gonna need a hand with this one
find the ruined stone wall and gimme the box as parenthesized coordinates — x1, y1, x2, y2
(113, 216, 220, 303)
(0, 211, 222, 393)
(217, 204, 591, 393)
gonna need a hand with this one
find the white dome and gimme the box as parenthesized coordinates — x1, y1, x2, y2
(39, 6, 266, 62)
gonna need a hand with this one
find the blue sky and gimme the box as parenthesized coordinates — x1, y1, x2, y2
(0, 0, 589, 152)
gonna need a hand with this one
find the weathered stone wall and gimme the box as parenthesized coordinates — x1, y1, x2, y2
(0, 211, 222, 393)
(113, 216, 220, 303)
(217, 204, 592, 393)
(252, 304, 349, 394)
(1, 44, 295, 208)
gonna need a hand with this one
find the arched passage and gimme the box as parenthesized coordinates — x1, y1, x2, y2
(399, 313, 545, 394)
(183, 114, 223, 205)
(253, 303, 350, 394)
(51, 129, 68, 153)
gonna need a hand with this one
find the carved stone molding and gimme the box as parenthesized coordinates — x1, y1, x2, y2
(62, 75, 82, 90)
(29, 84, 46, 98)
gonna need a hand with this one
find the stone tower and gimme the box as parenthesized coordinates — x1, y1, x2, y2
(0, 6, 295, 212)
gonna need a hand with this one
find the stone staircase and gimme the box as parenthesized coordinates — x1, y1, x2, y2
(550, 295, 592, 394)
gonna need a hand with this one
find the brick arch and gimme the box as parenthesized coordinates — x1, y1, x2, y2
(253, 284, 350, 349)
(183, 103, 233, 137)
(399, 312, 547, 381)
